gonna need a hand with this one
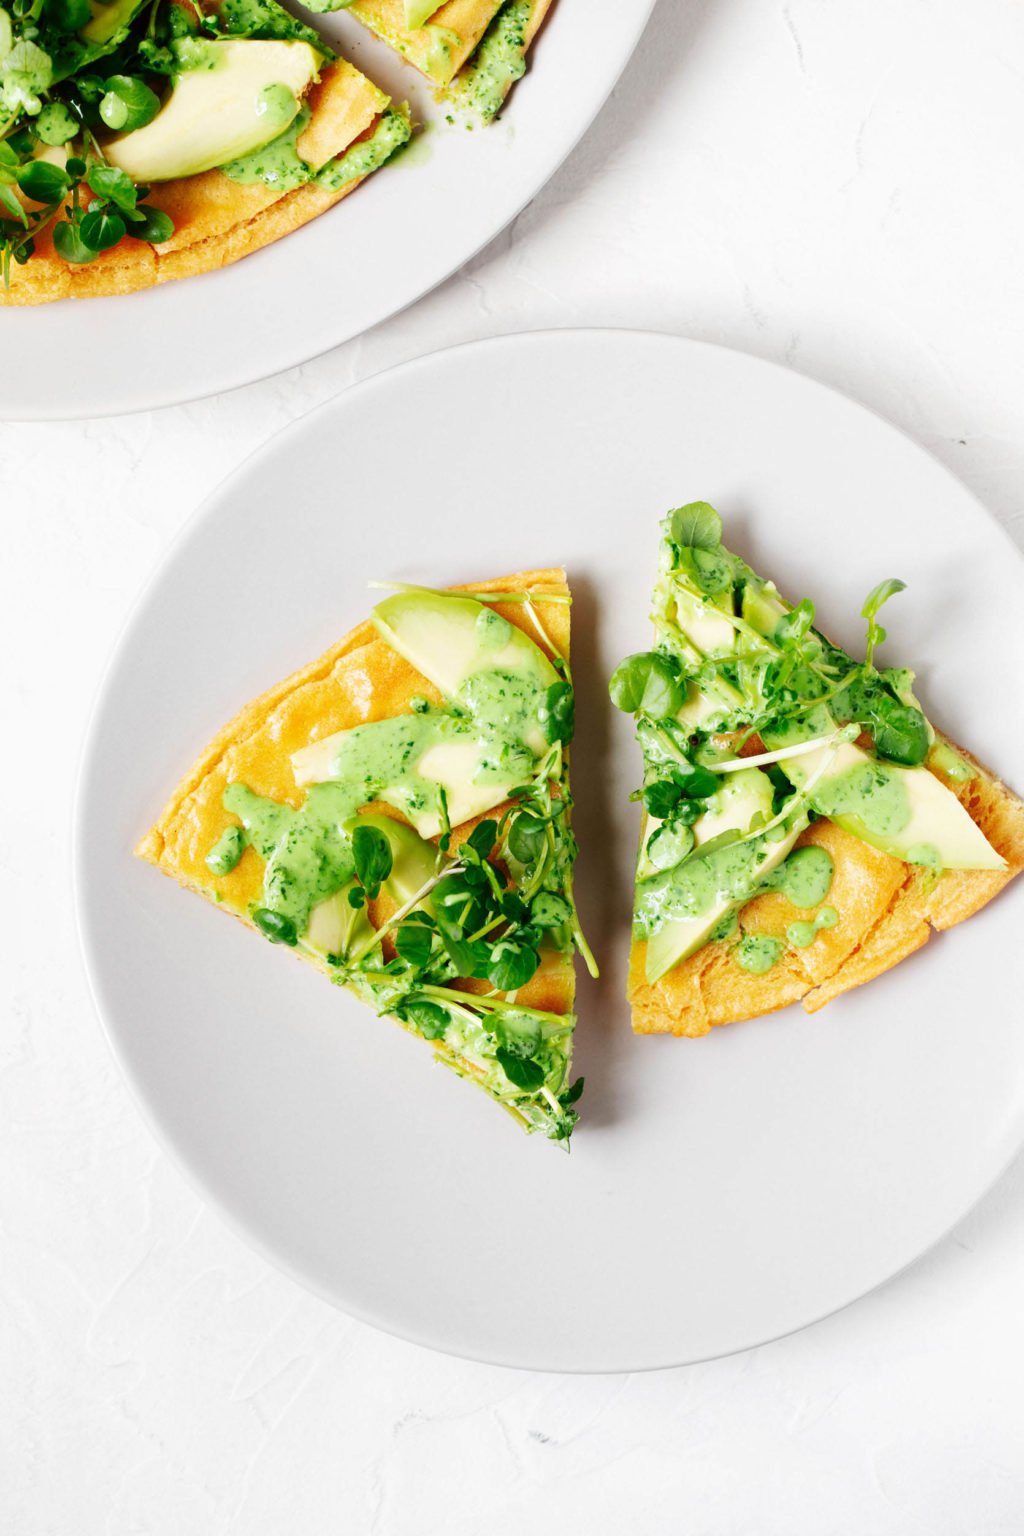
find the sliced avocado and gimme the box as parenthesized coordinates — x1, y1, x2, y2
(776, 738, 1003, 871)
(81, 0, 144, 45)
(104, 39, 320, 182)
(645, 820, 804, 984)
(674, 584, 736, 658)
(693, 766, 774, 849)
(405, 0, 440, 25)
(741, 580, 787, 639)
(372, 590, 559, 753)
(305, 880, 372, 960)
(343, 812, 441, 905)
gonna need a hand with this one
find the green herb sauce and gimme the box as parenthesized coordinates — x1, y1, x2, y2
(635, 838, 834, 940)
(315, 107, 411, 191)
(735, 935, 784, 974)
(787, 906, 838, 948)
(634, 828, 793, 937)
(222, 101, 310, 189)
(812, 759, 911, 838)
(760, 845, 834, 909)
(930, 741, 975, 784)
(205, 824, 248, 875)
(224, 781, 358, 932)
(219, 660, 547, 936)
(450, 0, 531, 121)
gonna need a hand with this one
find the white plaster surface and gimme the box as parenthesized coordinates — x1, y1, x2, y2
(4, 2, 1024, 1530)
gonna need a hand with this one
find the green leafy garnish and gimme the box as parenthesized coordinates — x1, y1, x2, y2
(669, 501, 723, 551)
(351, 823, 393, 900)
(542, 679, 574, 745)
(252, 908, 298, 946)
(608, 651, 684, 719)
(861, 578, 906, 668)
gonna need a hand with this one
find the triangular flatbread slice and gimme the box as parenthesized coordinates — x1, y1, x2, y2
(137, 570, 591, 1141)
(613, 505, 1024, 1037)
(339, 0, 554, 117)
(1, 2, 409, 305)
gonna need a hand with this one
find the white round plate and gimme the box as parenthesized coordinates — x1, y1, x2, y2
(0, 2, 654, 421)
(76, 330, 1024, 1371)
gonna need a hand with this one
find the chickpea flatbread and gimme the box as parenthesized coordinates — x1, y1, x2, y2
(612, 505, 1024, 1037)
(329, 0, 555, 120)
(0, 0, 409, 303)
(137, 571, 593, 1141)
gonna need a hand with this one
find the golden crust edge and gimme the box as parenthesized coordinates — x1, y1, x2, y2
(629, 734, 1024, 1036)
(0, 64, 391, 306)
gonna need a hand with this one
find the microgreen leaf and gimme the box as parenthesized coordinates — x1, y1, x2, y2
(465, 818, 498, 861)
(529, 891, 572, 928)
(542, 679, 574, 745)
(560, 1076, 584, 1107)
(79, 206, 126, 251)
(861, 578, 906, 667)
(52, 217, 96, 263)
(351, 823, 393, 900)
(487, 940, 540, 993)
(440, 932, 491, 979)
(129, 204, 173, 243)
(395, 919, 434, 969)
(507, 810, 546, 865)
(775, 597, 815, 645)
(16, 159, 69, 204)
(0, 182, 27, 224)
(608, 651, 684, 719)
(35, 101, 78, 146)
(252, 908, 298, 946)
(401, 998, 450, 1041)
(496, 1048, 545, 1091)
(669, 501, 722, 551)
(99, 74, 160, 134)
(870, 698, 929, 766)
(86, 162, 137, 212)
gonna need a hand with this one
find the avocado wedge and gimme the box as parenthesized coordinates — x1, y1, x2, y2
(105, 39, 321, 182)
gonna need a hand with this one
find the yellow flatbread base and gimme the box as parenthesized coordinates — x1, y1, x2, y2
(136, 570, 575, 1021)
(0, 62, 389, 305)
(629, 741, 1024, 1036)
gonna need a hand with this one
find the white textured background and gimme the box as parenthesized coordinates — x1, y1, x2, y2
(5, 1, 1024, 1530)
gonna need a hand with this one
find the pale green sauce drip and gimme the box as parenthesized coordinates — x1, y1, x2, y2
(475, 607, 513, 649)
(930, 741, 975, 784)
(907, 842, 942, 868)
(219, 0, 328, 51)
(222, 98, 309, 188)
(760, 846, 834, 909)
(222, 664, 545, 935)
(315, 108, 411, 191)
(173, 36, 221, 72)
(224, 782, 357, 931)
(634, 832, 788, 937)
(735, 935, 783, 974)
(206, 824, 247, 876)
(787, 906, 838, 948)
(812, 760, 910, 837)
(635, 839, 834, 940)
(451, 0, 530, 120)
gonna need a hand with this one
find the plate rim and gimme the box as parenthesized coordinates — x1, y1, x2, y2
(73, 326, 1024, 1372)
(0, 1, 657, 423)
